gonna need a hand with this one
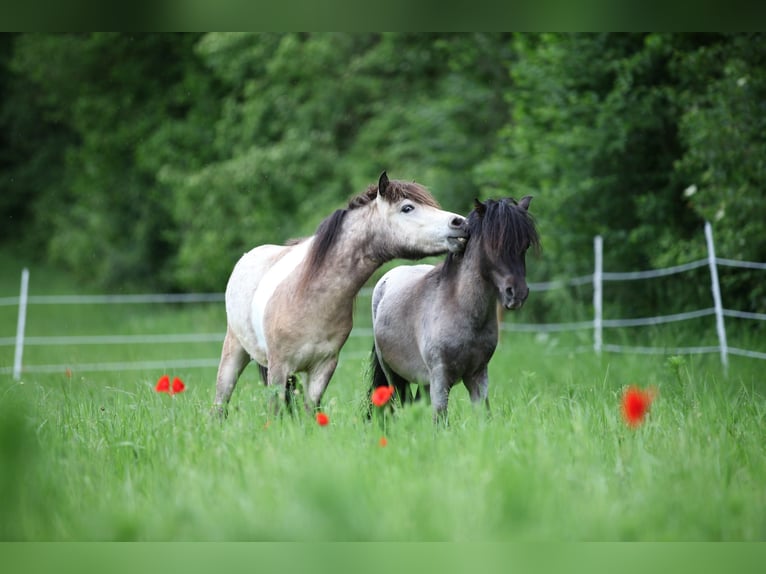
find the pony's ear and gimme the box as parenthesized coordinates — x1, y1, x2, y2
(378, 171, 390, 198)
(518, 195, 533, 211)
(474, 198, 487, 216)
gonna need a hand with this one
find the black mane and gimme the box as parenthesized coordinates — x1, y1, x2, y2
(441, 197, 540, 275)
(477, 198, 540, 258)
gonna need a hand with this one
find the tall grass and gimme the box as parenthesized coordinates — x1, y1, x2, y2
(1, 256, 764, 540)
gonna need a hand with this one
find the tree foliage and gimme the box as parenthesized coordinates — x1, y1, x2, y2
(1, 33, 215, 288)
(476, 33, 766, 317)
(1, 33, 763, 318)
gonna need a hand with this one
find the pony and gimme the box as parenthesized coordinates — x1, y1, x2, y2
(213, 172, 468, 416)
(369, 196, 539, 422)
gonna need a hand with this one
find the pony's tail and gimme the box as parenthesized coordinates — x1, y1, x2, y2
(368, 343, 412, 414)
(366, 344, 389, 419)
(370, 344, 390, 391)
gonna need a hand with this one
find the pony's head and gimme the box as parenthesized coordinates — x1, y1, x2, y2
(301, 172, 467, 281)
(467, 196, 540, 310)
(367, 172, 467, 259)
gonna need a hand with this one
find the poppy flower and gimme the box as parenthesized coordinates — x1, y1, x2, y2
(379, 436, 388, 447)
(171, 377, 186, 394)
(371, 385, 394, 407)
(622, 385, 656, 427)
(316, 412, 329, 426)
(155, 374, 170, 393)
(155, 374, 186, 395)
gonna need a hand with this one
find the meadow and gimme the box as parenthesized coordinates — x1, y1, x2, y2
(1, 251, 764, 541)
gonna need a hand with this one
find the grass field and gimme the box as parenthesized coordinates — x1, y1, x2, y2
(1, 252, 765, 541)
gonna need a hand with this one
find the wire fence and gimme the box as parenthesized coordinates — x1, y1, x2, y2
(501, 222, 766, 369)
(2, 222, 765, 378)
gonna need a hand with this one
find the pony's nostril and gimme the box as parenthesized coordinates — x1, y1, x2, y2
(450, 216, 465, 229)
(505, 287, 515, 297)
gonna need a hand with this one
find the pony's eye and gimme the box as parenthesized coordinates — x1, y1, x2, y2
(400, 204, 415, 214)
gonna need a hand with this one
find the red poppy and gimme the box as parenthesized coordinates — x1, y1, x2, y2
(316, 412, 329, 426)
(371, 385, 394, 407)
(155, 374, 170, 393)
(379, 436, 388, 447)
(622, 385, 656, 427)
(171, 377, 186, 394)
(156, 374, 186, 395)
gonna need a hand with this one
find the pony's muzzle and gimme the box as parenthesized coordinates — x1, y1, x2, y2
(503, 285, 529, 310)
(446, 215, 469, 252)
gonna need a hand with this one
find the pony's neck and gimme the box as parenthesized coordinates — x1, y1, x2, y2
(444, 244, 498, 324)
(299, 207, 386, 300)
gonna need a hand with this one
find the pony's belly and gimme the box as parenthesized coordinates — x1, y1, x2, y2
(372, 264, 434, 383)
(386, 343, 430, 383)
(376, 328, 431, 385)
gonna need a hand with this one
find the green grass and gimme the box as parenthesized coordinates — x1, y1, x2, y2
(1, 255, 765, 541)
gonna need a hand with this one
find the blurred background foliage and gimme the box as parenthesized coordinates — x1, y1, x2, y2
(1, 33, 764, 320)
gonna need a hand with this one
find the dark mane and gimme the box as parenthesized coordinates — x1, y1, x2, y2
(298, 179, 440, 288)
(477, 198, 540, 257)
(442, 197, 540, 274)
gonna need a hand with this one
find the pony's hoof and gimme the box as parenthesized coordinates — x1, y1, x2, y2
(210, 404, 228, 421)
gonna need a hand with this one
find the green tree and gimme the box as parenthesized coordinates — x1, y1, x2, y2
(0, 33, 73, 250)
(673, 33, 766, 311)
(3, 33, 214, 290)
(476, 33, 766, 319)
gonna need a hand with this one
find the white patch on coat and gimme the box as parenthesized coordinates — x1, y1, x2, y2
(251, 238, 314, 356)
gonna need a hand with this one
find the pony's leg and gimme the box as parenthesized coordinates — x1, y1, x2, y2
(305, 357, 339, 412)
(284, 375, 299, 414)
(428, 368, 452, 425)
(260, 362, 301, 414)
(265, 360, 292, 416)
(464, 368, 491, 414)
(212, 326, 251, 418)
(394, 378, 414, 404)
(380, 366, 412, 404)
(414, 384, 430, 403)
(261, 366, 299, 408)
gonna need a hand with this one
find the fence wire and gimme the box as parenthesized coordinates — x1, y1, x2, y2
(2, 233, 765, 376)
